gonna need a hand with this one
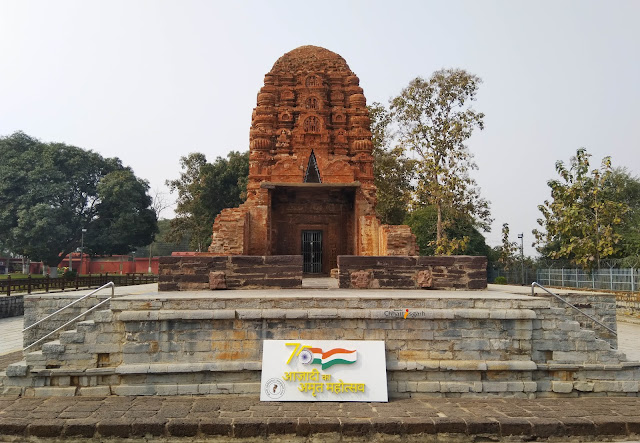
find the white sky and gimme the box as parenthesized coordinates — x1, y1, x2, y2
(1, 0, 638, 256)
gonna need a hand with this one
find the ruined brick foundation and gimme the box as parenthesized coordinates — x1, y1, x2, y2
(157, 255, 486, 291)
(158, 255, 302, 291)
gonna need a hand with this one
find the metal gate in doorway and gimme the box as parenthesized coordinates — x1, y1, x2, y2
(302, 230, 322, 274)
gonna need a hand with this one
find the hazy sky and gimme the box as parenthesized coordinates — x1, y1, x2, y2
(1, 0, 638, 256)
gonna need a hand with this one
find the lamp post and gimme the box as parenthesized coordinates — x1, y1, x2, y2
(80, 228, 87, 275)
(517, 233, 524, 285)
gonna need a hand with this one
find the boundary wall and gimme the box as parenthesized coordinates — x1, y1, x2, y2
(0, 295, 23, 319)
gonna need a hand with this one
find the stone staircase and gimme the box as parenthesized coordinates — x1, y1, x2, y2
(2, 294, 639, 398)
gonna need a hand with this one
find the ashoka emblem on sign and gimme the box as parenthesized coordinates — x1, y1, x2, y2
(299, 349, 313, 365)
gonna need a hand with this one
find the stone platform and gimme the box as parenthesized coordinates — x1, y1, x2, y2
(1, 284, 638, 398)
(1, 396, 640, 441)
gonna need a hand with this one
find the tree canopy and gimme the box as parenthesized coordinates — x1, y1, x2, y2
(405, 205, 492, 258)
(499, 223, 519, 270)
(368, 102, 415, 225)
(166, 151, 249, 251)
(390, 69, 491, 254)
(533, 148, 630, 269)
(0, 132, 158, 269)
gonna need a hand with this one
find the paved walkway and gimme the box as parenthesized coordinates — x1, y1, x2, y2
(619, 322, 640, 362)
(0, 396, 639, 441)
(0, 316, 22, 355)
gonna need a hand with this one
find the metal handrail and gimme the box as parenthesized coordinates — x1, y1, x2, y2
(531, 282, 617, 336)
(23, 282, 115, 351)
(23, 282, 114, 332)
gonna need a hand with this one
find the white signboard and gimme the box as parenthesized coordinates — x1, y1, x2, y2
(260, 340, 387, 402)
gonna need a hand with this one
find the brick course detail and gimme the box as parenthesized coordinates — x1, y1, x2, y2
(338, 255, 487, 290)
(159, 255, 302, 291)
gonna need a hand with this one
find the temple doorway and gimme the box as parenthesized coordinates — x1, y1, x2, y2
(269, 184, 356, 275)
(302, 230, 323, 274)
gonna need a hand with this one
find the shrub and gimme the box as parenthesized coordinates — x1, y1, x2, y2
(494, 276, 507, 285)
(59, 267, 77, 280)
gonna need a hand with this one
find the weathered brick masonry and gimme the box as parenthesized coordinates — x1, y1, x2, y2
(206, 45, 417, 269)
(158, 255, 302, 291)
(338, 255, 487, 290)
(159, 255, 486, 291)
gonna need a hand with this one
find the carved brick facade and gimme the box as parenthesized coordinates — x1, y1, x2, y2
(208, 45, 416, 273)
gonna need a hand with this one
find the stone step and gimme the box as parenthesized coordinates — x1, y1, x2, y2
(42, 340, 65, 354)
(110, 382, 259, 396)
(25, 350, 45, 367)
(5, 360, 27, 377)
(59, 330, 84, 345)
(76, 320, 96, 332)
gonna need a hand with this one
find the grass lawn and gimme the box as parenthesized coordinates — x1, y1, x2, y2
(0, 273, 154, 280)
(0, 273, 46, 280)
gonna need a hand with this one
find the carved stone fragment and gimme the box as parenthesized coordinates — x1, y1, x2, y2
(209, 271, 227, 290)
(350, 270, 373, 289)
(416, 269, 433, 289)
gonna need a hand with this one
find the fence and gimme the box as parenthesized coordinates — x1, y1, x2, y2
(488, 267, 537, 286)
(0, 273, 158, 297)
(536, 268, 639, 293)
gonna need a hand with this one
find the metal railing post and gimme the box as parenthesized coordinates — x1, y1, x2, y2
(7, 274, 10, 297)
(631, 267, 635, 293)
(610, 267, 614, 291)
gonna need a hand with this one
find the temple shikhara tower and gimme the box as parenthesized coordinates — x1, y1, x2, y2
(209, 45, 417, 274)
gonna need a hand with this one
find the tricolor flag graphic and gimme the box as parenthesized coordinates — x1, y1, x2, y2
(307, 347, 357, 370)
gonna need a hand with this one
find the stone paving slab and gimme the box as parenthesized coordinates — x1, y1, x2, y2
(1, 396, 640, 441)
(0, 316, 23, 355)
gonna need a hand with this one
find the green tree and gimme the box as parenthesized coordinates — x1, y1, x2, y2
(607, 168, 640, 264)
(499, 223, 519, 270)
(135, 219, 191, 258)
(368, 102, 415, 225)
(390, 69, 491, 254)
(85, 168, 158, 255)
(405, 206, 491, 257)
(0, 132, 157, 274)
(533, 148, 628, 269)
(167, 151, 249, 251)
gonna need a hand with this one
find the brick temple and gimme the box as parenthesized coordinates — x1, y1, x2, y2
(208, 45, 417, 274)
